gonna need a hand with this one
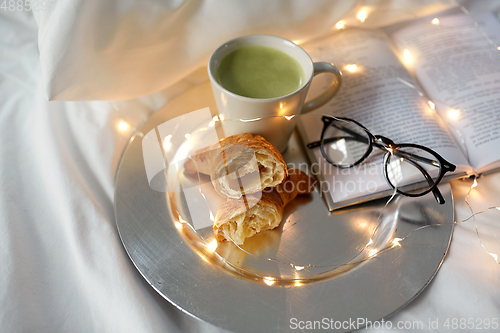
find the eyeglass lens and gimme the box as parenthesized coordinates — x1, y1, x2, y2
(321, 119, 371, 167)
(385, 146, 442, 195)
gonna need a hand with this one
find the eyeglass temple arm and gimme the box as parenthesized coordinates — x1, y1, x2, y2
(310, 136, 443, 170)
(307, 136, 362, 149)
(310, 120, 451, 169)
(307, 122, 370, 149)
(391, 150, 440, 168)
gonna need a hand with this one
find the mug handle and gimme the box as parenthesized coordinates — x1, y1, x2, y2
(301, 62, 342, 114)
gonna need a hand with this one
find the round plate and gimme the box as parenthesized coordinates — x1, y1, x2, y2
(114, 81, 454, 333)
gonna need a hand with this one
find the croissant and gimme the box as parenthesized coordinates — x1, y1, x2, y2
(184, 133, 287, 199)
(214, 169, 316, 245)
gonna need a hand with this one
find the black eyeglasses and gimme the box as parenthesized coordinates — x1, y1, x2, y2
(307, 116, 456, 204)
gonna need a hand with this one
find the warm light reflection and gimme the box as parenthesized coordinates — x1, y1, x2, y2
(212, 115, 219, 121)
(403, 49, 411, 59)
(368, 249, 378, 257)
(367, 238, 373, 246)
(263, 276, 275, 286)
(173, 143, 190, 164)
(163, 134, 172, 150)
(335, 21, 345, 29)
(118, 121, 130, 131)
(432, 18, 440, 25)
(294, 280, 303, 287)
(491, 253, 499, 262)
(294, 265, 305, 271)
(345, 64, 357, 72)
(207, 240, 218, 252)
(197, 253, 210, 264)
(428, 100, 435, 110)
(175, 221, 183, 230)
(471, 178, 478, 189)
(448, 109, 460, 120)
(279, 102, 284, 109)
(209, 211, 215, 221)
(293, 40, 300, 45)
(219, 114, 225, 121)
(284, 115, 295, 120)
(357, 11, 367, 22)
(497, 46, 500, 51)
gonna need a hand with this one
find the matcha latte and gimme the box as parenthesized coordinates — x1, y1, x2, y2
(215, 46, 306, 99)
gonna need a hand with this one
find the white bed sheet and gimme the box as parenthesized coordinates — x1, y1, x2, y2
(1, 3, 499, 333)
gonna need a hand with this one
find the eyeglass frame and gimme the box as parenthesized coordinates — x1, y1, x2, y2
(307, 115, 457, 204)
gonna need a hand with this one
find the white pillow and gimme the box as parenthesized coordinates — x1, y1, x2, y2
(32, 0, 453, 101)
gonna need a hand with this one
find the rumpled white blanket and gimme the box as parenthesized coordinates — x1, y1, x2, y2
(1, 1, 499, 332)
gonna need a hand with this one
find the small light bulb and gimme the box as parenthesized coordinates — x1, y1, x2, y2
(448, 109, 460, 120)
(357, 11, 367, 22)
(118, 121, 130, 131)
(184, 133, 190, 140)
(392, 238, 403, 247)
(345, 64, 357, 72)
(263, 276, 275, 286)
(335, 21, 345, 29)
(432, 18, 440, 25)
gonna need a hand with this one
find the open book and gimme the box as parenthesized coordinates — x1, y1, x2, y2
(297, 9, 500, 211)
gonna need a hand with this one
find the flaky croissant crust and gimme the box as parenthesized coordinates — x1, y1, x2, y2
(214, 169, 316, 245)
(184, 133, 287, 199)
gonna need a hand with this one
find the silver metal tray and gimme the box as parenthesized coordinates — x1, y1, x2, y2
(114, 81, 454, 333)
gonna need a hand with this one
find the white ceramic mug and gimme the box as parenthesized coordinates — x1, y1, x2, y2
(208, 34, 342, 152)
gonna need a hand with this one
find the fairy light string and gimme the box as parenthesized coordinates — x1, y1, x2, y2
(127, 9, 500, 287)
(174, 113, 500, 288)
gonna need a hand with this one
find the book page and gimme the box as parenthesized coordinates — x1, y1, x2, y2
(298, 29, 470, 205)
(390, 12, 500, 171)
